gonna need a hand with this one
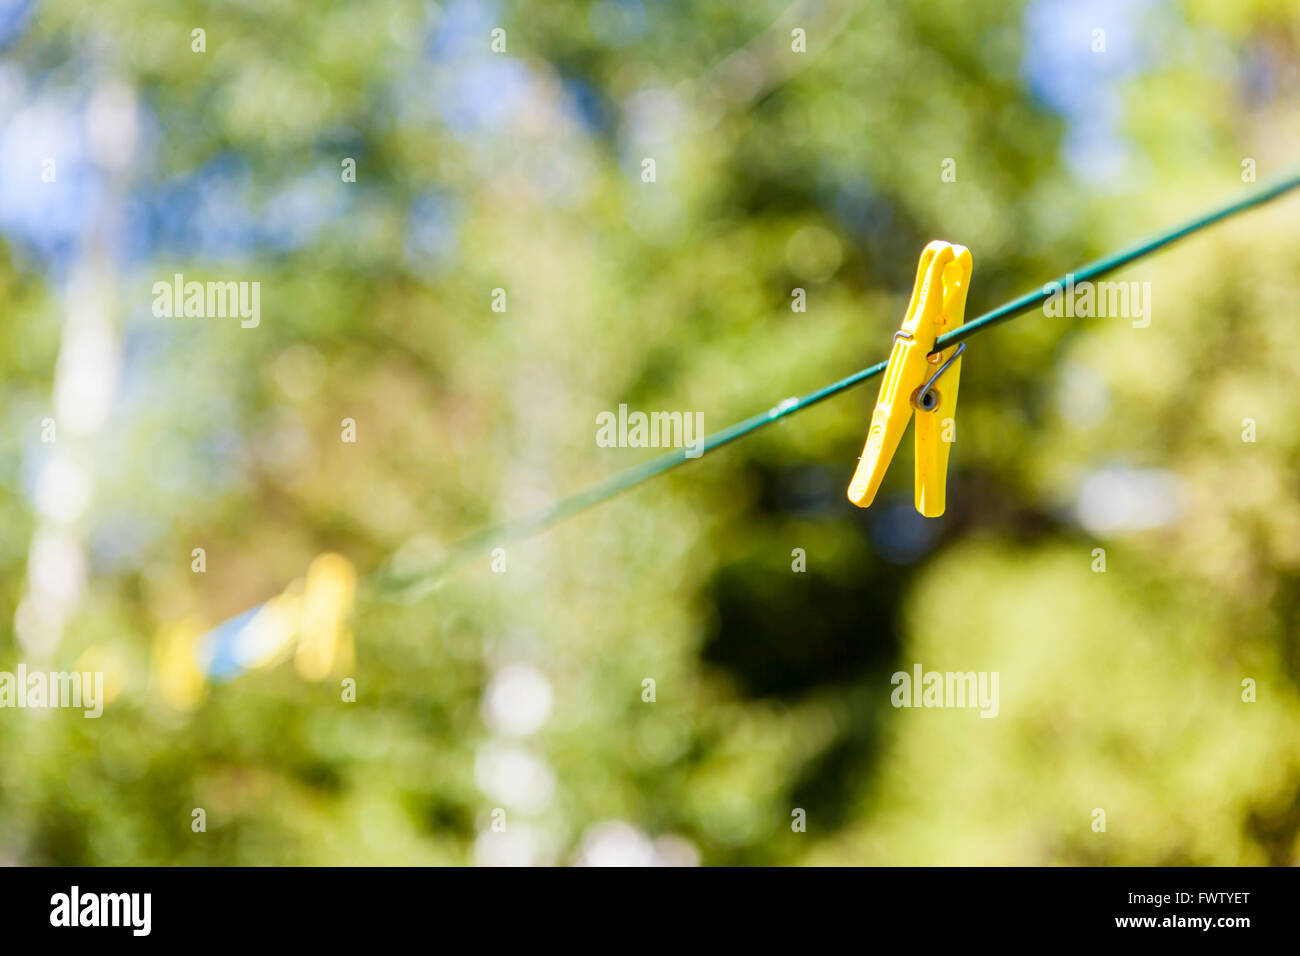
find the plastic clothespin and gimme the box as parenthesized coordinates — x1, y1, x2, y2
(848, 240, 972, 517)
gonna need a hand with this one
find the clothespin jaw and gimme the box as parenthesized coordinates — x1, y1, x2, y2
(847, 241, 972, 517)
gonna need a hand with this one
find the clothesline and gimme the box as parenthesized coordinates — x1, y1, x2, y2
(376, 169, 1300, 598)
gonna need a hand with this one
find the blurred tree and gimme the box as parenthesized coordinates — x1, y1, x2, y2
(0, 0, 1297, 865)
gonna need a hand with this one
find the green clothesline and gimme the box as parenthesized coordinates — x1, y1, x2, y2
(377, 170, 1300, 598)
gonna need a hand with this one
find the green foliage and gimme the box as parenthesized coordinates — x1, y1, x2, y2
(1, 0, 1298, 865)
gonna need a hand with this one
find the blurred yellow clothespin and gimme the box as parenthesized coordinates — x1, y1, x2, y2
(295, 553, 356, 682)
(848, 240, 972, 517)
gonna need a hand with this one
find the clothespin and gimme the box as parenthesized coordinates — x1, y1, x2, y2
(848, 240, 972, 517)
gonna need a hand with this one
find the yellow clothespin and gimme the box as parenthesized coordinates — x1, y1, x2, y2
(848, 240, 972, 517)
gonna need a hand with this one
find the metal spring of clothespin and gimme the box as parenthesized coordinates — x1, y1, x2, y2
(912, 342, 966, 411)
